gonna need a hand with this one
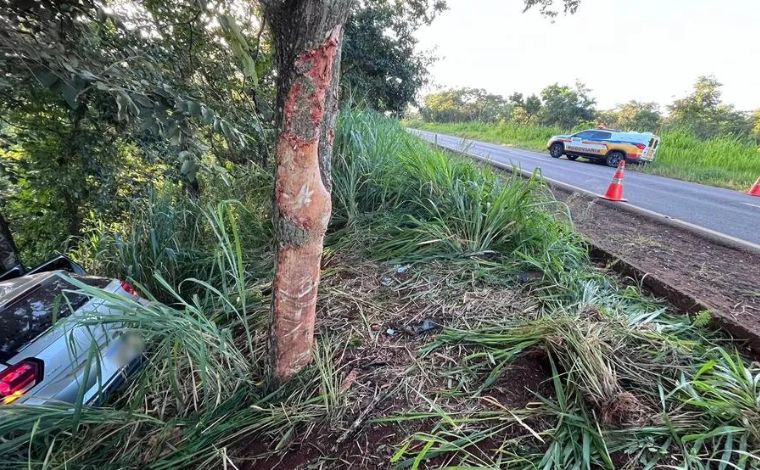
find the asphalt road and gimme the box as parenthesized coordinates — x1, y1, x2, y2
(410, 129, 760, 246)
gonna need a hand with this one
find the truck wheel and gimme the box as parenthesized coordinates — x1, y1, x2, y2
(567, 155, 578, 161)
(549, 143, 564, 158)
(605, 151, 624, 167)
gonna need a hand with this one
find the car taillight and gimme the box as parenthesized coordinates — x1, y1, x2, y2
(635, 143, 646, 150)
(0, 359, 43, 404)
(120, 281, 138, 297)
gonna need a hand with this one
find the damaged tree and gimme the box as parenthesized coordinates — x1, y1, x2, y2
(262, 0, 352, 382)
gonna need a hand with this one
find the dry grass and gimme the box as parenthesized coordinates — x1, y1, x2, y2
(240, 245, 543, 468)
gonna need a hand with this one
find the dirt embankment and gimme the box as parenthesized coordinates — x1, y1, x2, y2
(554, 188, 760, 355)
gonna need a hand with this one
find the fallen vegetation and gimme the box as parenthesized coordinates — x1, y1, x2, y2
(1, 111, 759, 469)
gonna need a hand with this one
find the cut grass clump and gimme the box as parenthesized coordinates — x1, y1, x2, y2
(413, 304, 760, 468)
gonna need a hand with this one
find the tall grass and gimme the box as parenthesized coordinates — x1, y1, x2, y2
(407, 119, 561, 151)
(71, 164, 273, 302)
(651, 128, 760, 189)
(4, 110, 758, 468)
(3, 111, 591, 467)
(0, 190, 359, 468)
(334, 110, 587, 284)
(408, 120, 760, 190)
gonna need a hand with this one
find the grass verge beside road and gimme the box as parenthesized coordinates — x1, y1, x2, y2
(407, 120, 760, 191)
(2, 111, 758, 468)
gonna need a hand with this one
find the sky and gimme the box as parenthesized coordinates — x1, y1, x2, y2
(414, 0, 760, 111)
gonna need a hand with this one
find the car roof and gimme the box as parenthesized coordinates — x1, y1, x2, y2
(619, 131, 657, 141)
(580, 129, 658, 141)
(0, 271, 60, 308)
(0, 270, 114, 310)
(585, 127, 623, 133)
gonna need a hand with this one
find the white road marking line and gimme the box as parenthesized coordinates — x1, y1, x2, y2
(743, 202, 760, 209)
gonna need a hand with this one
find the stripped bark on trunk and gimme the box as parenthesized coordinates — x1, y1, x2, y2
(263, 0, 351, 382)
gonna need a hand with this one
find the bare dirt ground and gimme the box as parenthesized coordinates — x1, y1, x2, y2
(554, 188, 760, 355)
(241, 254, 549, 469)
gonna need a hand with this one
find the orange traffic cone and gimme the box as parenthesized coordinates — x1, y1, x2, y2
(748, 177, 760, 197)
(601, 161, 627, 202)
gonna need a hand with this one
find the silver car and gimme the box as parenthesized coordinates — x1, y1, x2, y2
(0, 268, 142, 406)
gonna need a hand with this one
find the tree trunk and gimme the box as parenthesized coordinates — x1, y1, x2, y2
(263, 0, 351, 382)
(0, 211, 22, 273)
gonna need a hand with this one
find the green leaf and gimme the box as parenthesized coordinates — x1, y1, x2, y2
(133, 94, 154, 109)
(79, 70, 97, 81)
(200, 105, 213, 123)
(116, 91, 132, 122)
(186, 100, 201, 117)
(61, 82, 81, 109)
(32, 68, 59, 88)
(218, 14, 258, 86)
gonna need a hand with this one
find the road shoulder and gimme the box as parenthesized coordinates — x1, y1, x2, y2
(554, 188, 760, 356)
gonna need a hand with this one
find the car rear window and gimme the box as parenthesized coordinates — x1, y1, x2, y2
(0, 275, 109, 362)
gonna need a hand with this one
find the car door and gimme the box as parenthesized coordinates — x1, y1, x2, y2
(584, 131, 612, 156)
(565, 131, 598, 155)
(642, 136, 659, 161)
